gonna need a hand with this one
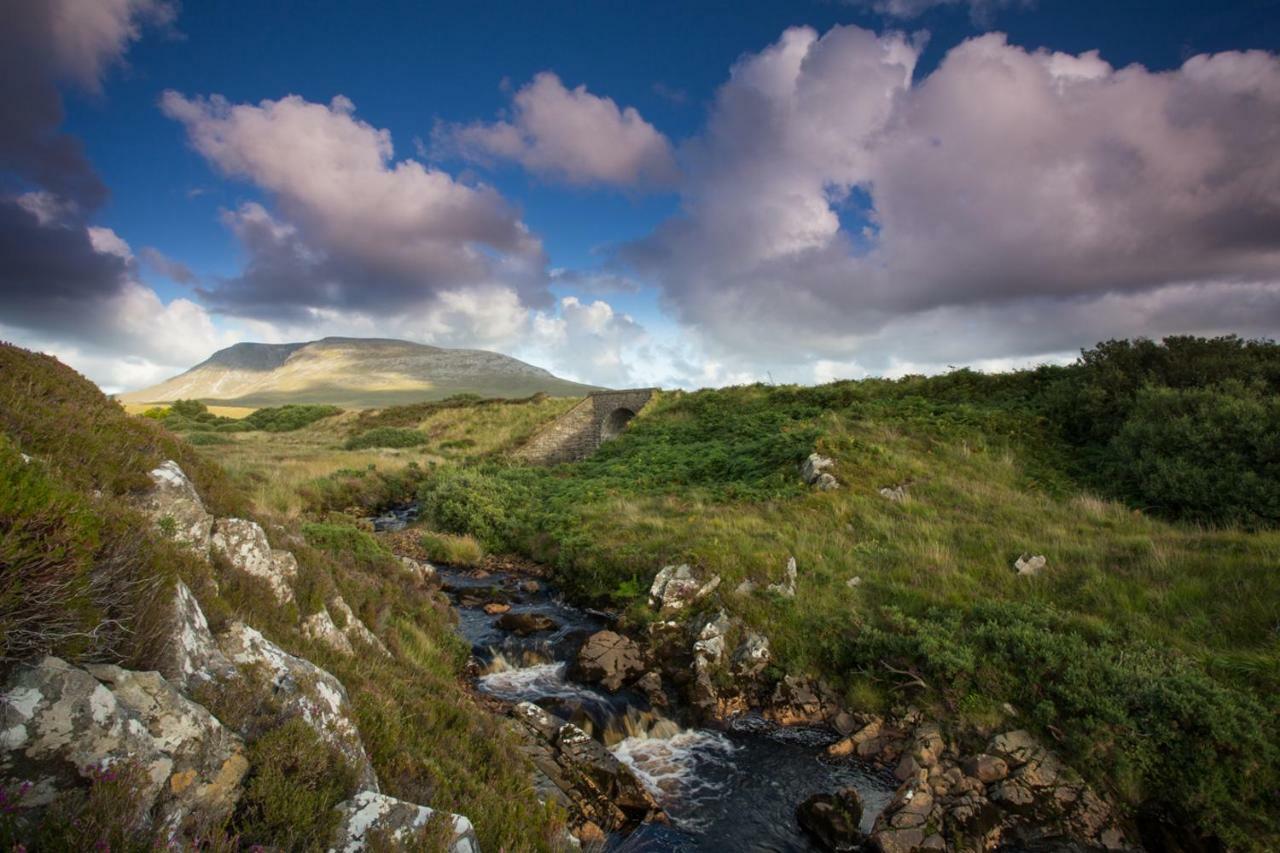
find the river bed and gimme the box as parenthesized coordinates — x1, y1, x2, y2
(437, 565, 894, 851)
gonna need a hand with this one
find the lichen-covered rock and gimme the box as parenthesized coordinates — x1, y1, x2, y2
(139, 461, 213, 555)
(1015, 554, 1048, 577)
(398, 555, 438, 587)
(879, 484, 909, 502)
(330, 790, 478, 853)
(801, 453, 835, 485)
(0, 657, 247, 836)
(218, 622, 378, 791)
(155, 581, 237, 691)
(329, 596, 389, 656)
(731, 631, 771, 677)
(303, 608, 355, 656)
(648, 564, 718, 612)
(210, 518, 297, 604)
(572, 631, 645, 692)
(512, 701, 661, 833)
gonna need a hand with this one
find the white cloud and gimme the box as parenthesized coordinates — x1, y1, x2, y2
(624, 25, 1280, 376)
(437, 72, 679, 188)
(162, 91, 548, 319)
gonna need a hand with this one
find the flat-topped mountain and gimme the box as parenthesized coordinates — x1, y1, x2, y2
(119, 337, 600, 408)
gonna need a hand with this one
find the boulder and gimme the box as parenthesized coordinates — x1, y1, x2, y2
(138, 461, 213, 555)
(796, 787, 865, 852)
(210, 518, 297, 605)
(154, 581, 237, 692)
(511, 701, 661, 832)
(496, 611, 559, 636)
(572, 631, 645, 692)
(330, 790, 478, 853)
(329, 596, 389, 656)
(766, 675, 832, 726)
(1015, 554, 1048, 577)
(648, 564, 719, 612)
(962, 753, 1009, 783)
(767, 557, 798, 598)
(0, 657, 248, 836)
(801, 453, 836, 485)
(398, 556, 438, 586)
(303, 608, 355, 656)
(218, 622, 378, 791)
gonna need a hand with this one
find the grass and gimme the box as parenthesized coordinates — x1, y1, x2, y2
(418, 531, 485, 566)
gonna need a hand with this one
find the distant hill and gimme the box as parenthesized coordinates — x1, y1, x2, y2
(119, 337, 601, 408)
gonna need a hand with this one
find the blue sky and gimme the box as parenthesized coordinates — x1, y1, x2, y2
(4, 0, 1280, 391)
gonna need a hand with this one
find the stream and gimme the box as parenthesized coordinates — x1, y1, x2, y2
(437, 564, 895, 851)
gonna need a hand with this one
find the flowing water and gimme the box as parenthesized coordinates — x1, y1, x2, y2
(439, 566, 894, 851)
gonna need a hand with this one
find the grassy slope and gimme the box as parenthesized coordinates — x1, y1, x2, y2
(406, 381, 1279, 848)
(0, 343, 564, 850)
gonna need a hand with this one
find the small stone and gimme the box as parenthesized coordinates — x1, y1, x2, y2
(483, 602, 511, 615)
(1014, 554, 1047, 576)
(878, 484, 908, 502)
(846, 576, 862, 588)
(496, 612, 559, 635)
(800, 453, 835, 485)
(767, 557, 798, 598)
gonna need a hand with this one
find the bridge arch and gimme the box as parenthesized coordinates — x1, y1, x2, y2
(514, 388, 656, 464)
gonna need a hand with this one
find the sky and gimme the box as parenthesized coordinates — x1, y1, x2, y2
(2, 0, 1279, 393)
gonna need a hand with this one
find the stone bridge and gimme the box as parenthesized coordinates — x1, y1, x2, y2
(514, 388, 656, 464)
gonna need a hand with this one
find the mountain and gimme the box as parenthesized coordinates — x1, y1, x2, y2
(119, 337, 601, 408)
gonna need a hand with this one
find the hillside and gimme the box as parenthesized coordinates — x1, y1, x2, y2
(0, 342, 564, 849)
(119, 336, 600, 408)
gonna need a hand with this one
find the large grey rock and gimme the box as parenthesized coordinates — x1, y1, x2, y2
(155, 581, 236, 691)
(572, 631, 644, 692)
(648, 564, 719, 612)
(330, 790, 478, 853)
(0, 657, 247, 836)
(138, 461, 213, 555)
(218, 623, 378, 791)
(210, 518, 297, 604)
(732, 631, 771, 678)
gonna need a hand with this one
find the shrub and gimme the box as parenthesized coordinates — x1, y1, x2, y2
(241, 404, 342, 433)
(344, 427, 429, 450)
(417, 467, 524, 548)
(418, 531, 485, 567)
(186, 431, 233, 446)
(234, 718, 357, 850)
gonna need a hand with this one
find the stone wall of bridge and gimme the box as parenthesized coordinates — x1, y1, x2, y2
(514, 389, 656, 464)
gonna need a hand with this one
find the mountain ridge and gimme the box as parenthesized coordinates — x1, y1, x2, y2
(120, 336, 600, 408)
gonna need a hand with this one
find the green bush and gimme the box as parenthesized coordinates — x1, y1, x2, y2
(344, 427, 429, 450)
(186, 431, 232, 446)
(241, 404, 342, 433)
(301, 522, 389, 567)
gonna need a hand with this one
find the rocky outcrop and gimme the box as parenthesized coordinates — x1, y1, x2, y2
(330, 790, 479, 853)
(512, 701, 662, 833)
(211, 518, 297, 605)
(648, 564, 719, 612)
(303, 608, 354, 656)
(155, 581, 237, 691)
(801, 453, 840, 490)
(303, 597, 389, 659)
(218, 622, 379, 791)
(824, 720, 1132, 853)
(329, 596, 388, 656)
(0, 657, 248, 836)
(572, 631, 645, 692)
(139, 460, 214, 555)
(797, 787, 865, 852)
(766, 675, 839, 727)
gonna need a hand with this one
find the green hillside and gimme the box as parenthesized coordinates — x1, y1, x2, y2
(388, 335, 1280, 848)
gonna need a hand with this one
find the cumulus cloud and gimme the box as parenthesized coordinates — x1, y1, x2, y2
(524, 296, 646, 386)
(437, 72, 679, 188)
(624, 25, 1280, 374)
(162, 91, 550, 320)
